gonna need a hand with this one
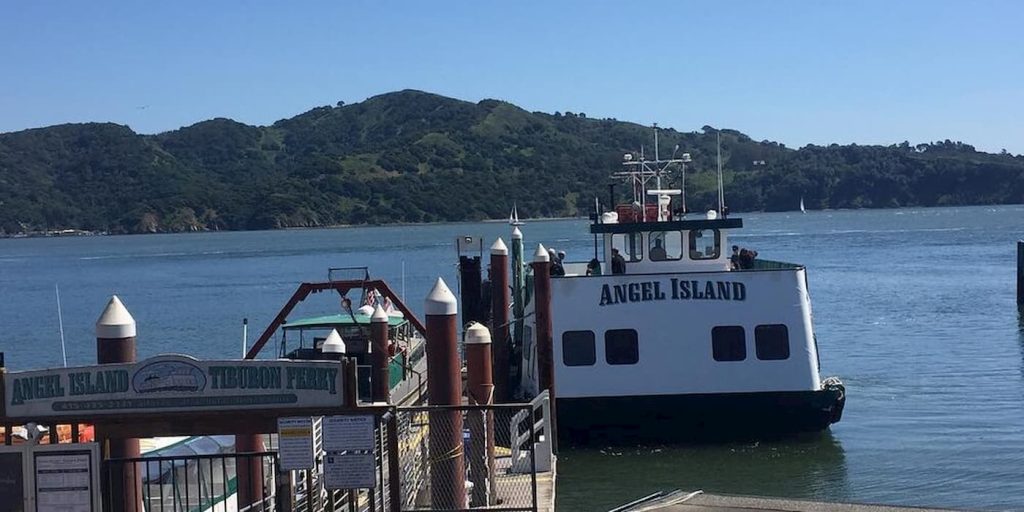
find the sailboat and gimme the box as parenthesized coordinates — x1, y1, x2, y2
(509, 203, 525, 226)
(800, 197, 806, 213)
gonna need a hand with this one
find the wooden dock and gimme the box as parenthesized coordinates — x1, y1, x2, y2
(614, 491, 958, 512)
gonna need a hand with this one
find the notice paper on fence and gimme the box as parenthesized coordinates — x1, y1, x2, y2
(323, 414, 375, 452)
(277, 417, 315, 470)
(324, 452, 376, 489)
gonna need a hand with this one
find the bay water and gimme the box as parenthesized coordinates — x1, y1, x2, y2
(2, 205, 1023, 510)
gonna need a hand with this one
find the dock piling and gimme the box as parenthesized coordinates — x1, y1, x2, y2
(95, 296, 141, 512)
(531, 245, 557, 454)
(465, 322, 496, 507)
(424, 278, 466, 509)
(1018, 241, 1023, 310)
(511, 227, 525, 389)
(490, 237, 511, 403)
(370, 304, 391, 403)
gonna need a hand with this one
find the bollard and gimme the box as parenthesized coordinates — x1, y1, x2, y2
(531, 244, 558, 454)
(489, 237, 511, 403)
(465, 322, 496, 506)
(371, 304, 391, 403)
(424, 278, 466, 509)
(95, 296, 141, 512)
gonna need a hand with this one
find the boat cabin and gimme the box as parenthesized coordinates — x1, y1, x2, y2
(278, 309, 424, 402)
(588, 214, 743, 275)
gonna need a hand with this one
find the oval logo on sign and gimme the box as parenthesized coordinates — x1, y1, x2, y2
(133, 360, 207, 393)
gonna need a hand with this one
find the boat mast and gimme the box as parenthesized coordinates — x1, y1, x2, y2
(615, 125, 687, 222)
(717, 131, 725, 214)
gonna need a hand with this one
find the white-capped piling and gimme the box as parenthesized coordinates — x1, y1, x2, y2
(424, 278, 466, 508)
(95, 296, 141, 512)
(370, 304, 391, 403)
(531, 244, 557, 453)
(489, 237, 511, 402)
(465, 322, 496, 506)
(510, 227, 526, 389)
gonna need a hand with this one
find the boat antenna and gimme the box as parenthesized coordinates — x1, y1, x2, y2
(55, 284, 67, 367)
(716, 130, 725, 214)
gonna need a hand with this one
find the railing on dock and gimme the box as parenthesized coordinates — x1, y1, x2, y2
(104, 451, 278, 512)
(395, 392, 552, 511)
(509, 392, 553, 473)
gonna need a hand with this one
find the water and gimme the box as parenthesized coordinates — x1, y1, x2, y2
(2, 205, 1023, 510)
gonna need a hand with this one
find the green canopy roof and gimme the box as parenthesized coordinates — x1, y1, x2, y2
(283, 313, 407, 330)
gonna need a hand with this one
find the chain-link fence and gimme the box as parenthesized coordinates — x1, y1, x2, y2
(396, 392, 551, 511)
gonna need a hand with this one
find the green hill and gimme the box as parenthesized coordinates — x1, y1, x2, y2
(1, 90, 1022, 234)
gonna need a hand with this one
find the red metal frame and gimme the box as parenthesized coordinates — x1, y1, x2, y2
(245, 280, 426, 360)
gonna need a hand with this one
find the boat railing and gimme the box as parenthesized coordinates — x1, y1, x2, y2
(747, 259, 804, 270)
(561, 261, 591, 276)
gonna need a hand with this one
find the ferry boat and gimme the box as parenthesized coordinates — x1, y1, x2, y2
(516, 129, 845, 443)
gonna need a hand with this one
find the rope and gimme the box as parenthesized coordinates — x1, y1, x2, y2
(427, 442, 464, 463)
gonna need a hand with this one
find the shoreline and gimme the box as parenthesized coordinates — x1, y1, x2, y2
(3, 203, 1021, 240)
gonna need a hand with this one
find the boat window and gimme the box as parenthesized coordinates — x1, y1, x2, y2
(605, 329, 639, 365)
(712, 326, 746, 361)
(689, 229, 721, 260)
(647, 231, 683, 261)
(755, 324, 790, 360)
(562, 330, 595, 366)
(612, 233, 642, 262)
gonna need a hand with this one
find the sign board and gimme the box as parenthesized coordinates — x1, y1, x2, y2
(34, 445, 99, 512)
(3, 354, 345, 420)
(323, 452, 376, 490)
(277, 417, 315, 471)
(323, 415, 375, 452)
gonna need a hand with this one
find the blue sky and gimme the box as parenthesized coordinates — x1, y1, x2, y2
(2, 1, 1022, 153)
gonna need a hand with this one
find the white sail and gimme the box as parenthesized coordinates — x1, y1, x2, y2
(800, 197, 806, 213)
(509, 204, 524, 226)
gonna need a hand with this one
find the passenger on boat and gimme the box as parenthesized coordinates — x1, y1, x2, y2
(586, 258, 602, 276)
(611, 248, 626, 274)
(738, 248, 759, 269)
(549, 249, 566, 276)
(730, 245, 740, 269)
(649, 238, 667, 261)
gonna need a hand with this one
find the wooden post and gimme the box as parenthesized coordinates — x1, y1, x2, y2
(370, 304, 391, 403)
(510, 227, 525, 390)
(345, 358, 359, 407)
(489, 238, 511, 403)
(424, 278, 466, 509)
(464, 323, 495, 506)
(387, 411, 401, 512)
(95, 296, 141, 512)
(235, 435, 265, 509)
(1018, 241, 1023, 310)
(531, 245, 557, 454)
